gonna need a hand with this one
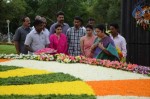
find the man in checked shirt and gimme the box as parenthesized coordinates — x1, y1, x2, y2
(66, 16, 86, 56)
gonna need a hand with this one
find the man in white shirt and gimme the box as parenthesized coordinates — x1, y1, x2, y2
(31, 16, 50, 37)
(109, 23, 127, 58)
(25, 19, 50, 53)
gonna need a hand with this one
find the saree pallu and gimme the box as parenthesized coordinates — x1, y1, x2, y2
(93, 37, 119, 61)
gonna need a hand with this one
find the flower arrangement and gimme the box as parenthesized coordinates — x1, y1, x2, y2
(116, 46, 126, 62)
(116, 47, 123, 58)
(84, 58, 100, 65)
(132, 4, 150, 31)
(133, 65, 150, 74)
(34, 48, 57, 55)
(75, 55, 86, 63)
(0, 54, 38, 60)
(0, 53, 150, 75)
(37, 54, 54, 61)
(54, 54, 76, 63)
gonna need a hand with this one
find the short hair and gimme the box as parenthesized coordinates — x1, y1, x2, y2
(35, 15, 41, 20)
(74, 16, 83, 23)
(56, 11, 64, 17)
(33, 19, 43, 26)
(95, 24, 106, 32)
(22, 16, 28, 22)
(88, 17, 95, 22)
(85, 25, 93, 30)
(55, 24, 62, 29)
(41, 17, 46, 23)
(109, 23, 119, 29)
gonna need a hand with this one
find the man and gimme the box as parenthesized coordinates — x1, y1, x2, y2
(41, 17, 50, 36)
(87, 17, 95, 27)
(24, 19, 50, 53)
(31, 15, 42, 30)
(87, 17, 96, 35)
(66, 16, 86, 56)
(13, 16, 31, 54)
(109, 23, 127, 58)
(49, 11, 69, 35)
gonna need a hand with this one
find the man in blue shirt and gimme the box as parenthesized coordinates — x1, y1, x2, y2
(49, 11, 69, 35)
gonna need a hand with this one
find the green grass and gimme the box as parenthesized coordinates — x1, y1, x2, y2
(0, 45, 16, 54)
(0, 73, 81, 85)
(0, 65, 22, 71)
(0, 94, 96, 99)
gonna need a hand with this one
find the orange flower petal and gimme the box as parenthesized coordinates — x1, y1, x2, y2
(86, 79, 150, 97)
(0, 59, 12, 62)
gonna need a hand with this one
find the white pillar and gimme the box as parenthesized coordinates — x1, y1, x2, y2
(6, 20, 11, 43)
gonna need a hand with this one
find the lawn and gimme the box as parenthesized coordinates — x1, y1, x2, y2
(0, 45, 16, 54)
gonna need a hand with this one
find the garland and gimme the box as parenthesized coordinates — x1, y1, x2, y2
(0, 53, 150, 75)
(132, 0, 150, 31)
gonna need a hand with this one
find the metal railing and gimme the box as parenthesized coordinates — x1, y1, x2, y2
(0, 32, 13, 42)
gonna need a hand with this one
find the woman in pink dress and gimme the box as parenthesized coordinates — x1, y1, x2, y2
(80, 25, 96, 58)
(49, 24, 68, 54)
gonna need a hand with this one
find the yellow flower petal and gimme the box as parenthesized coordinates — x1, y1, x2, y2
(0, 68, 51, 78)
(0, 81, 95, 95)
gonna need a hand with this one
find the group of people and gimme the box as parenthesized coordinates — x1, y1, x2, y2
(13, 11, 127, 61)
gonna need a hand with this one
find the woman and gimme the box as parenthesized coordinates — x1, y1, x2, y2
(49, 24, 68, 54)
(91, 24, 119, 61)
(80, 25, 96, 58)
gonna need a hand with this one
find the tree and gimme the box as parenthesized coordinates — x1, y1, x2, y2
(0, 0, 27, 34)
(88, 0, 121, 25)
(0, 0, 121, 34)
(36, 0, 89, 26)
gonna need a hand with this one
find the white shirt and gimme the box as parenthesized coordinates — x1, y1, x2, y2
(43, 28, 50, 37)
(110, 34, 127, 57)
(25, 29, 50, 52)
(31, 27, 50, 37)
(82, 26, 86, 31)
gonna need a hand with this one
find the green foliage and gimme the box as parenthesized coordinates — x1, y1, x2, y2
(107, 0, 121, 24)
(0, 0, 27, 34)
(0, 65, 22, 71)
(36, 0, 89, 26)
(0, 45, 16, 54)
(0, 72, 81, 85)
(0, 94, 96, 99)
(0, 0, 121, 34)
(24, 0, 40, 23)
(89, 0, 121, 25)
